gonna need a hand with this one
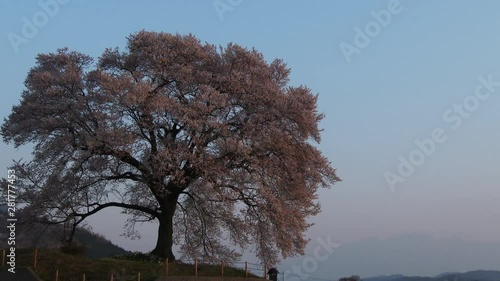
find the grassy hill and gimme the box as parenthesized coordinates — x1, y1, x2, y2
(0, 206, 133, 259)
(73, 228, 132, 258)
(1, 248, 260, 281)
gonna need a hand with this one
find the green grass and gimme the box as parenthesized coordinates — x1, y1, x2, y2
(1, 248, 260, 281)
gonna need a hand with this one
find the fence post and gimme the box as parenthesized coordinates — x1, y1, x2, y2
(34, 249, 38, 272)
(165, 258, 169, 276)
(195, 258, 198, 277)
(245, 261, 248, 278)
(138, 272, 141, 281)
(83, 273, 86, 281)
(55, 269, 59, 281)
(2, 249, 5, 267)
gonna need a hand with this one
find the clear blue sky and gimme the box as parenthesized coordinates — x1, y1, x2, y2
(2, 0, 500, 277)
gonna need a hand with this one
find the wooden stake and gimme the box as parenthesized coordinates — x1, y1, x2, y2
(245, 261, 248, 278)
(263, 265, 267, 279)
(55, 269, 59, 281)
(34, 249, 38, 272)
(83, 273, 86, 281)
(110, 273, 114, 281)
(138, 272, 141, 281)
(165, 258, 169, 276)
(195, 258, 198, 276)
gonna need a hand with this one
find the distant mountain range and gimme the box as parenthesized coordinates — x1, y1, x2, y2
(281, 235, 500, 281)
(363, 274, 407, 281)
(364, 270, 500, 281)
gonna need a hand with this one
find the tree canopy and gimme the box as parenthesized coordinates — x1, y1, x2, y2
(1, 31, 340, 264)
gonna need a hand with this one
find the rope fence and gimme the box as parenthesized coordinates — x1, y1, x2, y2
(1, 248, 273, 281)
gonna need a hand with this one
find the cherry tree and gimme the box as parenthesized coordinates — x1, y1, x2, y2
(1, 31, 340, 264)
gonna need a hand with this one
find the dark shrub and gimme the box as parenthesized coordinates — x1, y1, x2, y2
(60, 241, 87, 256)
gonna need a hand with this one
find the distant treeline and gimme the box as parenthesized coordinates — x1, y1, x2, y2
(0, 206, 131, 258)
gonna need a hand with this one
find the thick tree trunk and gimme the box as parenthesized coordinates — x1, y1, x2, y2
(151, 193, 178, 260)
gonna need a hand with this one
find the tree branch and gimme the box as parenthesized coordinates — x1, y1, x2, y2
(73, 202, 160, 220)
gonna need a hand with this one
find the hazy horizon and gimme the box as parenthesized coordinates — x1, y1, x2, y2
(2, 0, 500, 279)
